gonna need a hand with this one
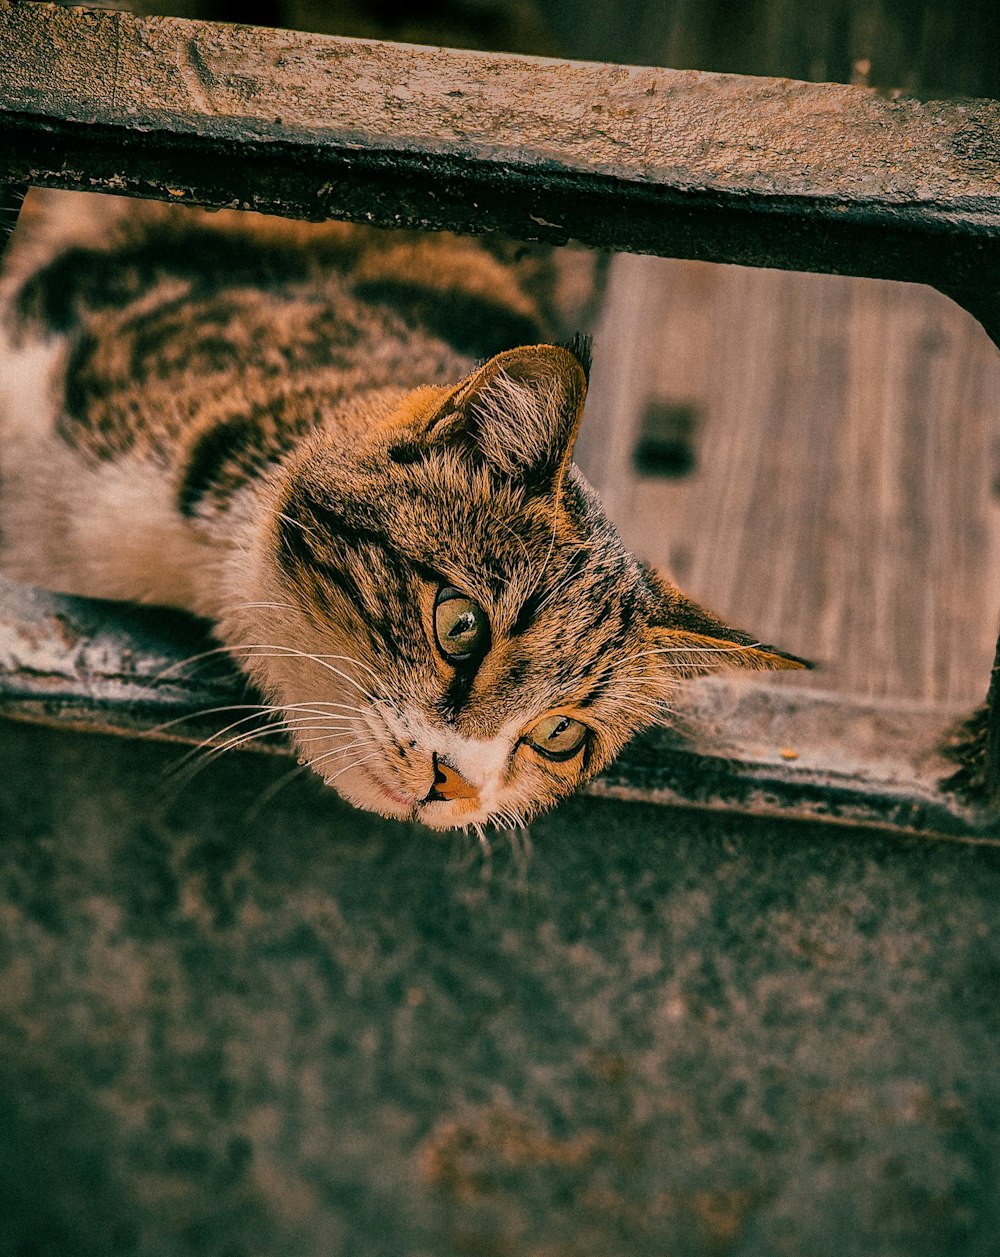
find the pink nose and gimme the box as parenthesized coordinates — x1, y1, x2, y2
(425, 755, 478, 803)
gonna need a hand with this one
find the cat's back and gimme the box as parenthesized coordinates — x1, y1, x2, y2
(1, 190, 593, 453)
(0, 189, 597, 602)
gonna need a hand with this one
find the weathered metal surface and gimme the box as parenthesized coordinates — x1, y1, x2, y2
(0, 575, 247, 746)
(1, 2, 999, 290)
(1, 575, 992, 843)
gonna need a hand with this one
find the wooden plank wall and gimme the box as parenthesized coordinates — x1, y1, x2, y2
(552, 0, 1000, 710)
(577, 260, 1000, 705)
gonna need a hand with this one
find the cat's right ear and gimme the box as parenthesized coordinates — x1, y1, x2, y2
(405, 343, 590, 483)
(645, 565, 812, 677)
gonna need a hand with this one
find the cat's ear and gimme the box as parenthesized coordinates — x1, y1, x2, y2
(645, 567, 811, 677)
(421, 342, 589, 481)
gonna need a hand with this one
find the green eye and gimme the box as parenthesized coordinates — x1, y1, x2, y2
(525, 714, 588, 761)
(434, 586, 490, 662)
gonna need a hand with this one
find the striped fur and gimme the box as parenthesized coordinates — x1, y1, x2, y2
(0, 190, 804, 829)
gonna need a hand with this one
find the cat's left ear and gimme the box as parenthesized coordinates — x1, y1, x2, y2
(646, 567, 811, 677)
(422, 341, 589, 481)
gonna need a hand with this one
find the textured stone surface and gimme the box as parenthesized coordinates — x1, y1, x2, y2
(1, 717, 997, 1256)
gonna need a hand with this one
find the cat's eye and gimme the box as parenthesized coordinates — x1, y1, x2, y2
(434, 586, 490, 663)
(525, 714, 589, 761)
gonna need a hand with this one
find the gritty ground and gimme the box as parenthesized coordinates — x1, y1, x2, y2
(1, 717, 997, 1257)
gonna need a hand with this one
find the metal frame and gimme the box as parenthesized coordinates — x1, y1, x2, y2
(2, 1, 998, 840)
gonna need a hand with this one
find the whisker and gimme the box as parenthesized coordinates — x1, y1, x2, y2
(294, 727, 364, 746)
(149, 699, 364, 742)
(530, 541, 589, 613)
(167, 720, 358, 790)
(242, 762, 314, 823)
(229, 601, 299, 613)
(230, 646, 385, 700)
(158, 642, 385, 701)
(223, 720, 357, 752)
(492, 514, 536, 580)
(501, 821, 533, 883)
(147, 702, 277, 738)
(317, 751, 386, 784)
(474, 822, 493, 881)
(169, 707, 357, 766)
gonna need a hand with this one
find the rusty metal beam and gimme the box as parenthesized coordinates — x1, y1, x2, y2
(1, 2, 999, 290)
(0, 575, 249, 747)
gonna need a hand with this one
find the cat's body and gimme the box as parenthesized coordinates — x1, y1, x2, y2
(0, 190, 803, 829)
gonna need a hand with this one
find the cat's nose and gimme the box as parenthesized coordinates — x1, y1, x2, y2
(423, 753, 478, 803)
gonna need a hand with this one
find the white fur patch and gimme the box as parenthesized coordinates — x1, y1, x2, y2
(0, 333, 226, 614)
(381, 703, 525, 818)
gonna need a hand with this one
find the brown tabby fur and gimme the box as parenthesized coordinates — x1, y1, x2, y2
(0, 190, 804, 830)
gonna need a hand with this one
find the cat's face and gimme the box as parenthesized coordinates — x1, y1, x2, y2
(237, 344, 802, 830)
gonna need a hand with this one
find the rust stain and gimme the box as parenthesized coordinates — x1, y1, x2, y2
(418, 1105, 598, 1202)
(51, 613, 83, 651)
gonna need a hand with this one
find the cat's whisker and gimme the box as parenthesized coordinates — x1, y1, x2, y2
(237, 718, 358, 746)
(610, 690, 672, 707)
(275, 509, 311, 536)
(229, 645, 386, 700)
(460, 820, 493, 879)
(529, 540, 588, 611)
(305, 737, 374, 767)
(154, 641, 254, 679)
(158, 721, 357, 801)
(242, 761, 314, 824)
(315, 751, 386, 785)
(169, 718, 358, 785)
(169, 706, 357, 763)
(500, 821, 533, 883)
(158, 641, 386, 703)
(534, 543, 635, 616)
(308, 753, 371, 781)
(293, 727, 365, 746)
(492, 514, 535, 580)
(146, 701, 281, 738)
(150, 699, 364, 742)
(167, 715, 287, 774)
(529, 490, 566, 599)
(477, 826, 494, 881)
(229, 600, 299, 613)
(611, 697, 676, 721)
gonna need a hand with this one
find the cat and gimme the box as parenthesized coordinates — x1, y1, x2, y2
(0, 190, 806, 830)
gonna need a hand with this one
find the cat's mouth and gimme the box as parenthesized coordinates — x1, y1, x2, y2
(359, 767, 416, 814)
(358, 765, 488, 829)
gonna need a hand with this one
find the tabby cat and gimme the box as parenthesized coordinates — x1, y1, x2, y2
(0, 190, 804, 829)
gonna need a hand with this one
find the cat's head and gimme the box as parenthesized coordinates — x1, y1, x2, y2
(237, 341, 805, 830)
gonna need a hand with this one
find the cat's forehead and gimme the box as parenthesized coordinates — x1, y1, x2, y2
(283, 449, 645, 651)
